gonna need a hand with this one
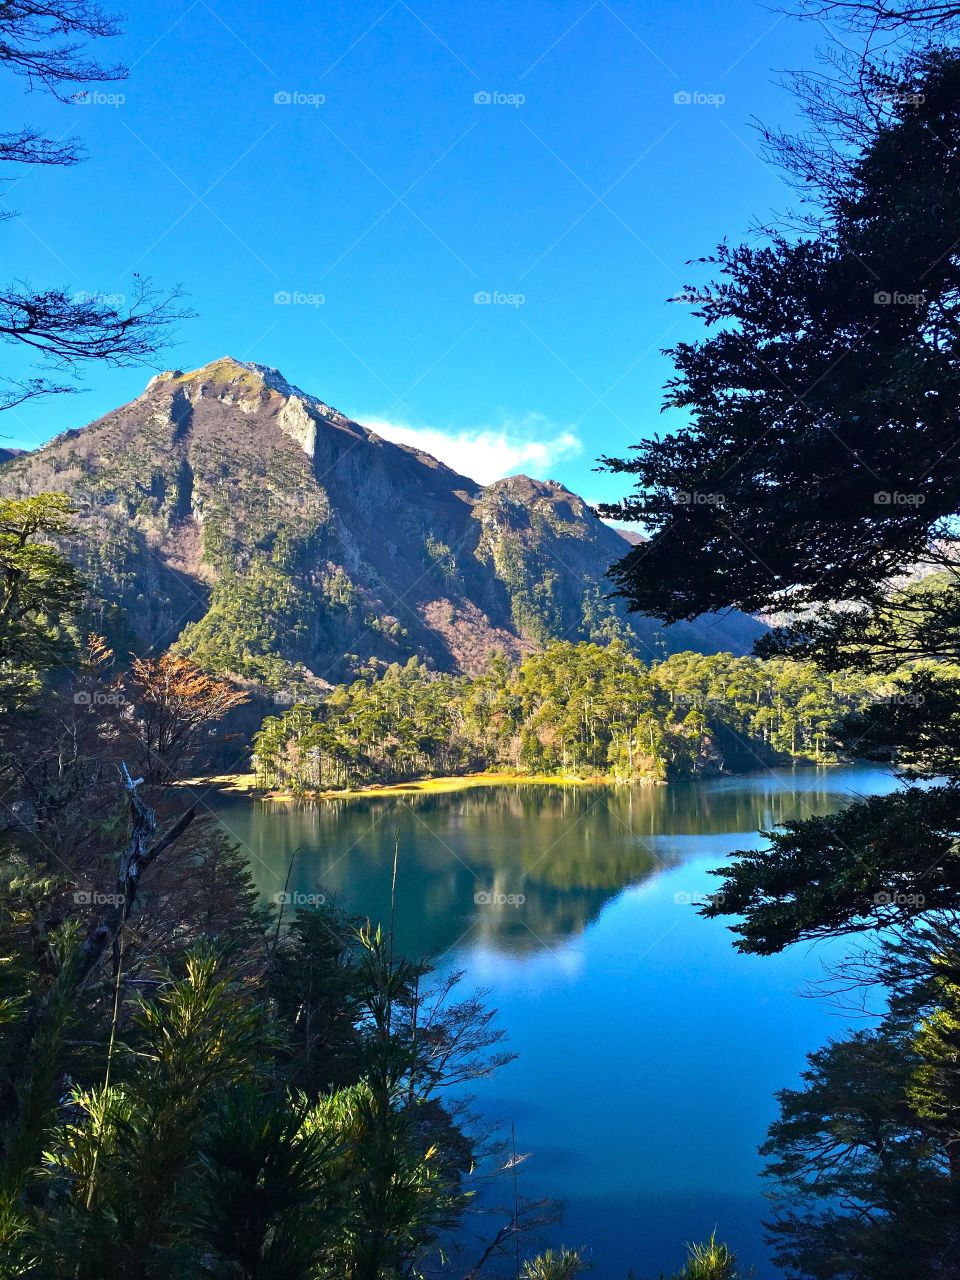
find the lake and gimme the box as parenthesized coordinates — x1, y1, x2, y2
(206, 764, 900, 1280)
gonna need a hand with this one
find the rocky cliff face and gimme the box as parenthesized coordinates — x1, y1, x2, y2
(0, 357, 763, 686)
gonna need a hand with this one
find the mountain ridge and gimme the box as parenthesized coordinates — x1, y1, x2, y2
(0, 357, 764, 687)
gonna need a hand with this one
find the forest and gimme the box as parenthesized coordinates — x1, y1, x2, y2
(251, 643, 886, 793)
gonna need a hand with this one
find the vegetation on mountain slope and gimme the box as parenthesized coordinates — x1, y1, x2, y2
(0, 359, 765, 689)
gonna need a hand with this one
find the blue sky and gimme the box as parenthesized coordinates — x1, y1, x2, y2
(0, 0, 823, 500)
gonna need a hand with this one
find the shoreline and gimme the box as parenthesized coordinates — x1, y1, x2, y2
(179, 758, 845, 805)
(177, 769, 646, 803)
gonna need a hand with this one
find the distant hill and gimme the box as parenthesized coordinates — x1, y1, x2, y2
(609, 526, 645, 546)
(0, 357, 765, 687)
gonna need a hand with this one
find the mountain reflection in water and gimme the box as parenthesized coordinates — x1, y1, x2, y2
(206, 765, 897, 959)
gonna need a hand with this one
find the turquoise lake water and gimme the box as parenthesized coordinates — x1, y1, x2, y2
(207, 764, 900, 1279)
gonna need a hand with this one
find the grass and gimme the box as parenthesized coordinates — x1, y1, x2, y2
(176, 769, 634, 804)
(174, 358, 264, 390)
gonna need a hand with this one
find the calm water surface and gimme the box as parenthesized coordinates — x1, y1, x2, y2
(207, 765, 900, 1280)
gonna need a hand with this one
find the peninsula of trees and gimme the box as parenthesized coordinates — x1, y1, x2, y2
(251, 641, 889, 794)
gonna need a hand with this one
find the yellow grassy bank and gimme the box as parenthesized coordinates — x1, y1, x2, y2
(177, 770, 630, 803)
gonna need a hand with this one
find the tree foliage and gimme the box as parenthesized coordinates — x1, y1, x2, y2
(601, 48, 960, 622)
(0, 494, 84, 694)
(252, 643, 873, 793)
(599, 15, 960, 1276)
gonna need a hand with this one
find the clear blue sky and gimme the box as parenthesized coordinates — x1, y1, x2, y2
(0, 0, 824, 499)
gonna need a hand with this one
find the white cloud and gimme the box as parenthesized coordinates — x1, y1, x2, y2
(577, 495, 643, 533)
(361, 413, 582, 484)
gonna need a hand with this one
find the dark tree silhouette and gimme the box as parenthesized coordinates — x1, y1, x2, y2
(600, 46, 960, 956)
(0, 1, 189, 412)
(792, 1, 960, 30)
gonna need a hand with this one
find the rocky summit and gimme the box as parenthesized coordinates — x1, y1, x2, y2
(0, 357, 763, 688)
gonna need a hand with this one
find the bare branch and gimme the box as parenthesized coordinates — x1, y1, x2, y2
(76, 767, 197, 983)
(0, 126, 81, 166)
(0, 1, 126, 99)
(0, 276, 192, 369)
(789, 1, 960, 30)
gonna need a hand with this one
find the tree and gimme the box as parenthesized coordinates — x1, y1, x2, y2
(0, 504, 260, 1256)
(520, 1250, 587, 1279)
(0, 493, 83, 668)
(761, 1025, 956, 1279)
(669, 1236, 742, 1280)
(599, 44, 960, 950)
(191, 1085, 343, 1280)
(27, 920, 523, 1280)
(124, 652, 248, 785)
(0, 279, 191, 411)
(0, 0, 125, 169)
(39, 948, 280, 1279)
(602, 17, 960, 1276)
(0, 2, 188, 412)
(602, 50, 960, 624)
(790, 1, 960, 31)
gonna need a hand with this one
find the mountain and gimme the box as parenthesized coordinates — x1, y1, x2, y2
(0, 357, 764, 687)
(609, 526, 645, 546)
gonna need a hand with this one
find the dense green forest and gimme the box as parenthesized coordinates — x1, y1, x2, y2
(252, 643, 881, 793)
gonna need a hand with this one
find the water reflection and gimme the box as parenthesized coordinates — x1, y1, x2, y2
(205, 764, 902, 1280)
(207, 764, 896, 958)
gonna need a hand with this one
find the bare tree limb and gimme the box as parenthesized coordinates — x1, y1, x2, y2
(784, 0, 960, 27)
(77, 764, 197, 983)
(0, 1, 126, 98)
(0, 126, 82, 167)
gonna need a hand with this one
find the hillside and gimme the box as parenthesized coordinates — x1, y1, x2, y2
(0, 357, 763, 688)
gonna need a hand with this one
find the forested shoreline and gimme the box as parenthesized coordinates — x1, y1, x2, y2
(251, 641, 889, 794)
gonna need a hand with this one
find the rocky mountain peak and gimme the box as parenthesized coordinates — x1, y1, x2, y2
(140, 358, 356, 459)
(145, 357, 349, 426)
(0, 358, 766, 683)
